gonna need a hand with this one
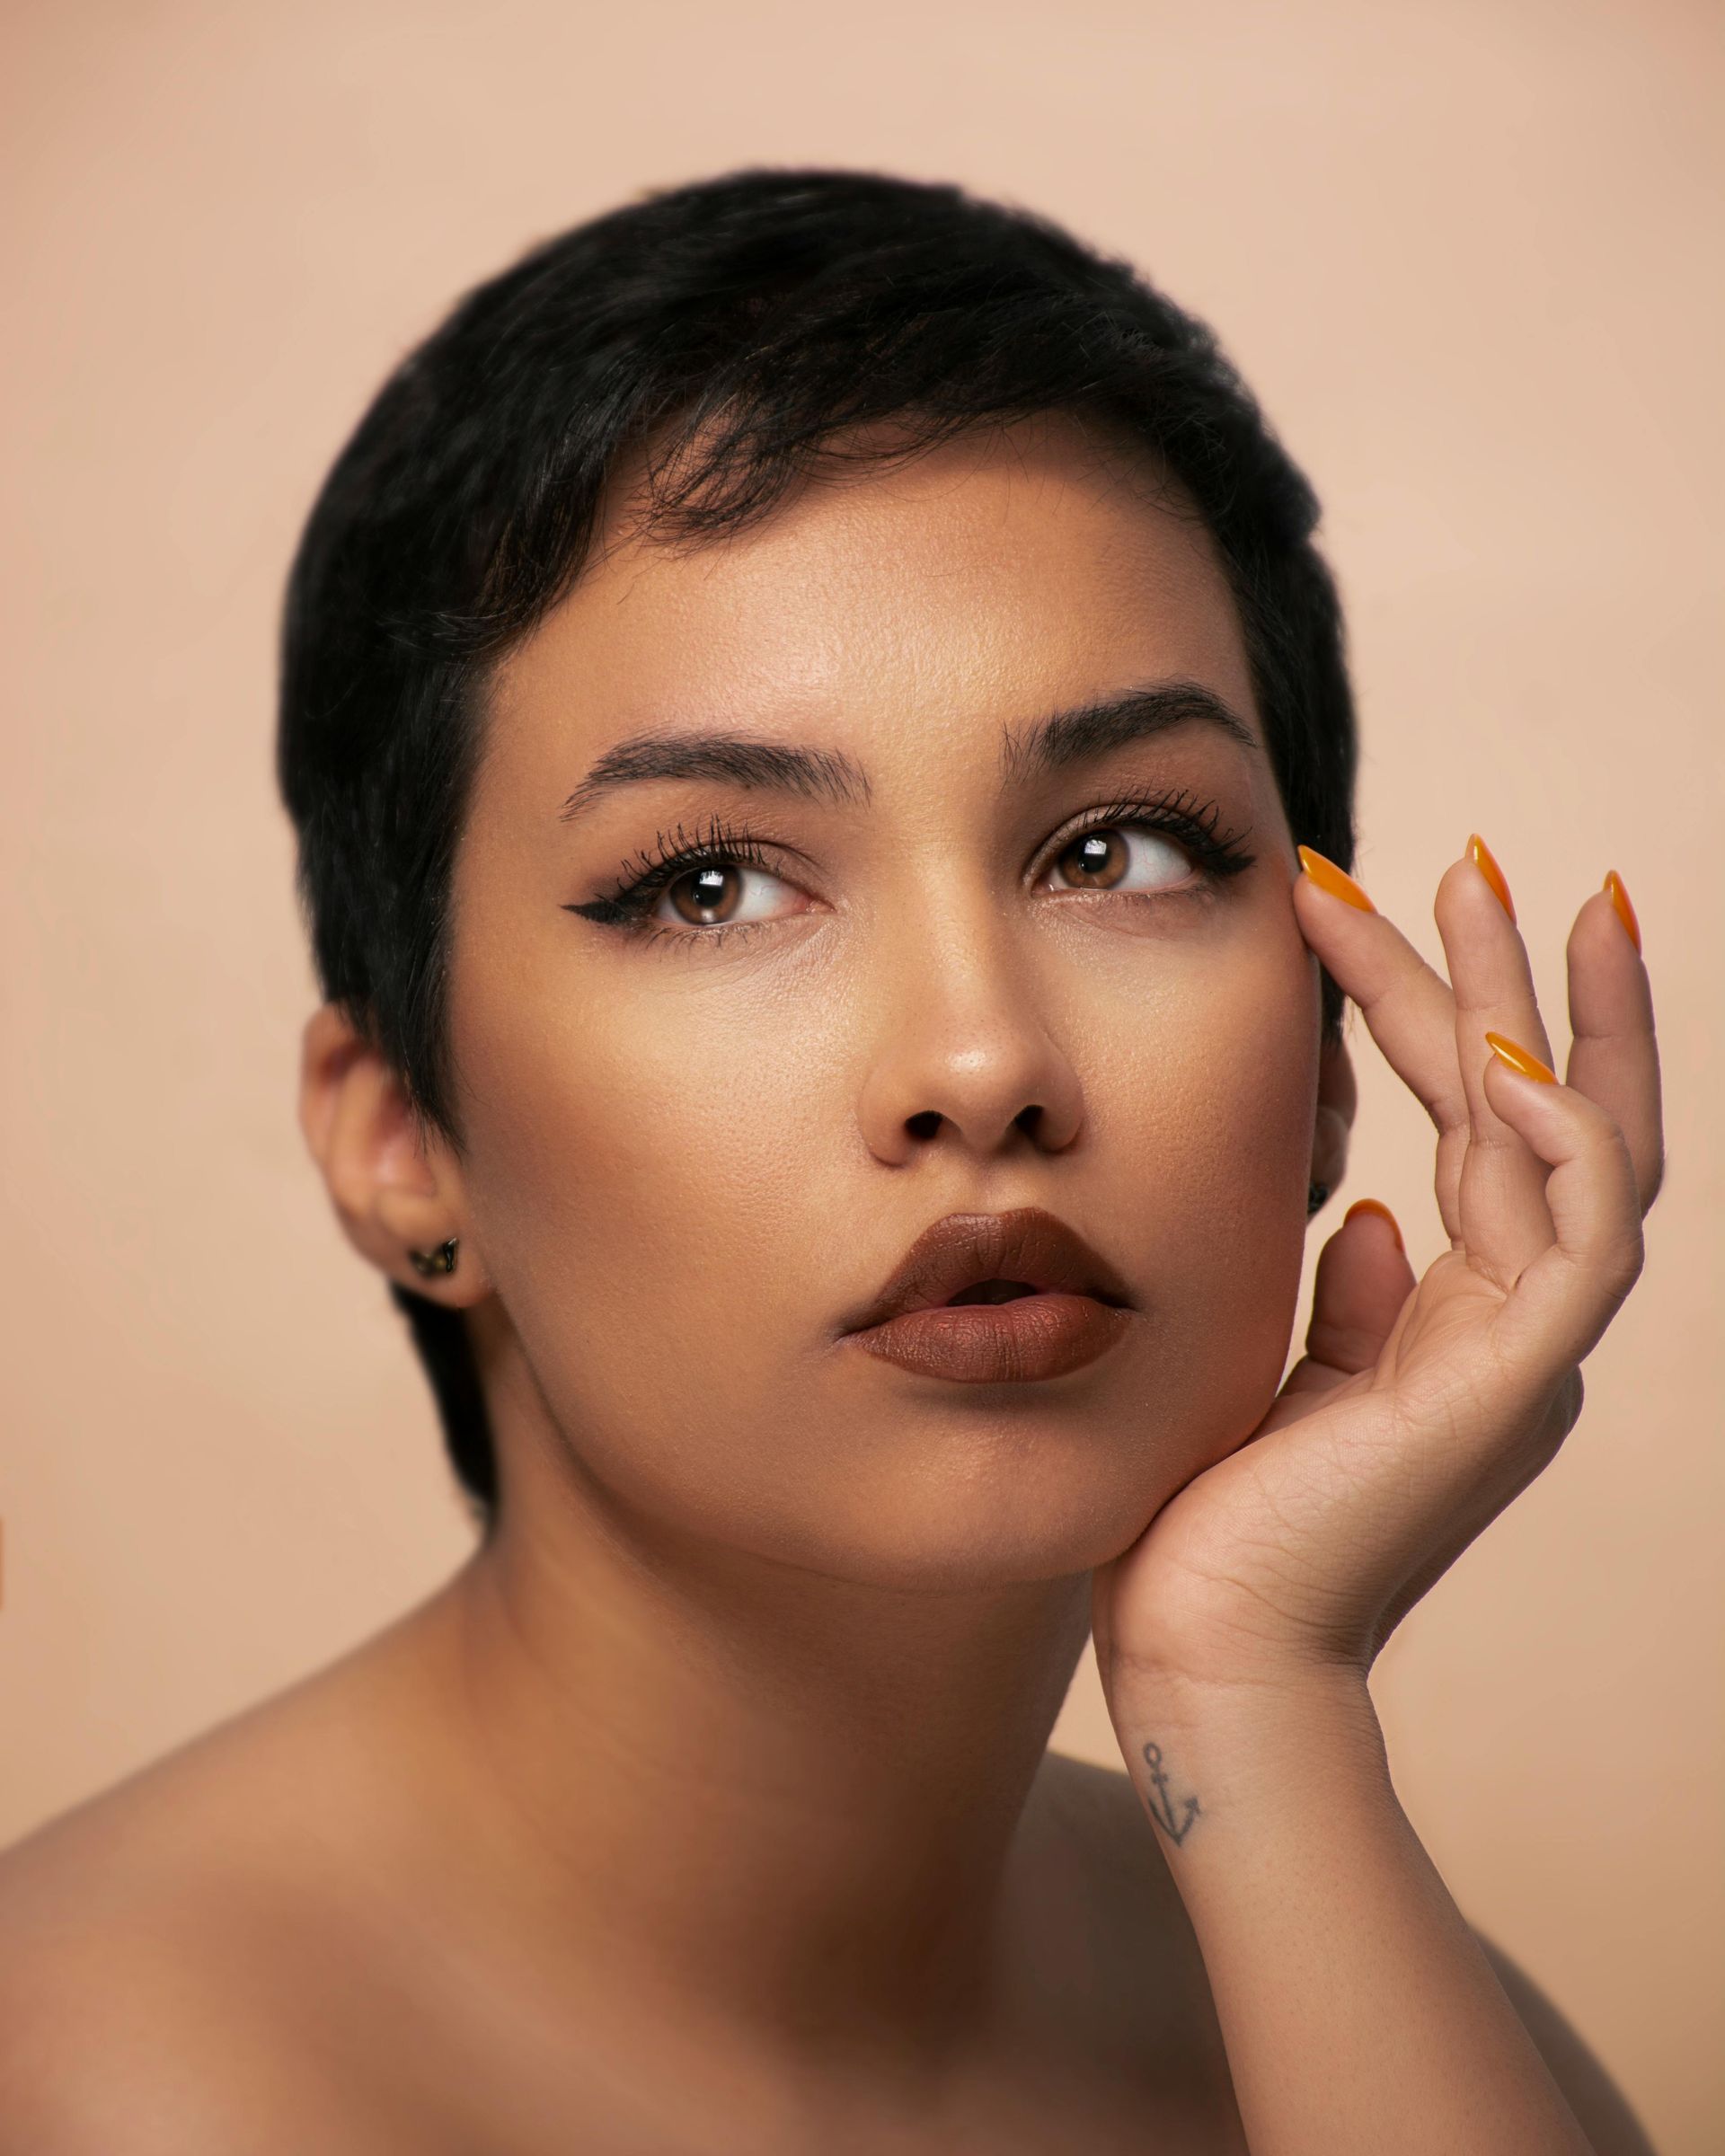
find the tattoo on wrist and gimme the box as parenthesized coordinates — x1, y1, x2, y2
(1140, 1740, 1202, 1846)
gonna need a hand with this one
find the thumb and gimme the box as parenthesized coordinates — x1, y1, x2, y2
(1299, 1199, 1417, 1382)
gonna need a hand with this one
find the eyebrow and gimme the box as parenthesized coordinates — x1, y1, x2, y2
(1001, 679, 1261, 786)
(556, 679, 1260, 825)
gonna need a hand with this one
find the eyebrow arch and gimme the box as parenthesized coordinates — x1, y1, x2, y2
(559, 732, 868, 824)
(556, 678, 1259, 825)
(1001, 679, 1261, 785)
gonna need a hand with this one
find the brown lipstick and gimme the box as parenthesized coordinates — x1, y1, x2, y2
(839, 1207, 1135, 1383)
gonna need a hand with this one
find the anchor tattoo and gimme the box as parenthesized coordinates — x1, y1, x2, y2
(1140, 1740, 1202, 1846)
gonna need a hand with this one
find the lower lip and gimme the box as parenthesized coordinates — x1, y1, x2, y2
(845, 1293, 1133, 1383)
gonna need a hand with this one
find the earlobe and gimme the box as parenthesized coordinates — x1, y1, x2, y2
(297, 1003, 484, 1301)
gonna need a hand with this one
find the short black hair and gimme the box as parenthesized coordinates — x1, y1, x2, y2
(277, 165, 1358, 1538)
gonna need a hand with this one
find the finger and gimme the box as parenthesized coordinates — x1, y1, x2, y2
(1285, 1197, 1419, 1392)
(1564, 875, 1664, 1213)
(1433, 836, 1557, 1282)
(1480, 1049, 1645, 1374)
(1293, 850, 1471, 1233)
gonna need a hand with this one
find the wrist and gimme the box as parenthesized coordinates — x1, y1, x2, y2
(1106, 1662, 1393, 1833)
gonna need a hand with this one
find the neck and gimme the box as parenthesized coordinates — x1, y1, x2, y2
(398, 1432, 1095, 2077)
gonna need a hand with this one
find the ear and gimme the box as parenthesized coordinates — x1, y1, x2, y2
(1310, 1027, 1357, 1203)
(297, 1003, 491, 1306)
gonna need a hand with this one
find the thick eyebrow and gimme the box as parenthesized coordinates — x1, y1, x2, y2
(999, 679, 1261, 785)
(556, 679, 1259, 825)
(559, 732, 869, 824)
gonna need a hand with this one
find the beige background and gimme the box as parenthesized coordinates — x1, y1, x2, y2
(2, 0, 1720, 2146)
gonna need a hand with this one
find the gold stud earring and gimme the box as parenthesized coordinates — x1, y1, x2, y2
(408, 1236, 459, 1278)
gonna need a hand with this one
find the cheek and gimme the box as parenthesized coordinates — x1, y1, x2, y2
(1110, 903, 1319, 1454)
(450, 944, 845, 1467)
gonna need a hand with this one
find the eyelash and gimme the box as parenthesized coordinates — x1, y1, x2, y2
(566, 792, 1258, 950)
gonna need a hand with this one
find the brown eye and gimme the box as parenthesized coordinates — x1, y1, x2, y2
(1058, 831, 1129, 889)
(1049, 826, 1194, 894)
(668, 864, 742, 924)
(657, 859, 801, 929)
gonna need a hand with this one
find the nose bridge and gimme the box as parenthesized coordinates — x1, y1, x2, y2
(855, 869, 1084, 1159)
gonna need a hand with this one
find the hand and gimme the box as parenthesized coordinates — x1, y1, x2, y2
(1092, 838, 1664, 1709)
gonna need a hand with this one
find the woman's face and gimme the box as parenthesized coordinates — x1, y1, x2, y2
(447, 417, 1330, 1584)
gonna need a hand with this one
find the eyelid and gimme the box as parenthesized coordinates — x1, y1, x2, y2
(1034, 825, 1196, 894)
(609, 817, 808, 889)
(562, 817, 812, 933)
(646, 847, 808, 927)
(571, 787, 1254, 941)
(1030, 790, 1253, 879)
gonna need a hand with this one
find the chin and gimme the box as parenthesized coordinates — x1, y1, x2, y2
(750, 1408, 1214, 1590)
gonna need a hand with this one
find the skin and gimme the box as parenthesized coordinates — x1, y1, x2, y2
(0, 414, 1663, 2155)
(367, 410, 1325, 2126)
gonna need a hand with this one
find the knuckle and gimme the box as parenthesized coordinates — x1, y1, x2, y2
(1604, 1228, 1646, 1296)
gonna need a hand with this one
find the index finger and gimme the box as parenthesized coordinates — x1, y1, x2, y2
(1293, 848, 1470, 1224)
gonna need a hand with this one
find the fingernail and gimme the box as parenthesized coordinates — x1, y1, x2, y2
(1466, 834, 1516, 923)
(1603, 869, 1641, 955)
(1483, 1029, 1556, 1084)
(1297, 844, 1376, 913)
(1343, 1197, 1404, 1253)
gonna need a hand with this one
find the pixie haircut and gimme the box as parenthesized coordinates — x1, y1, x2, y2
(278, 165, 1358, 1538)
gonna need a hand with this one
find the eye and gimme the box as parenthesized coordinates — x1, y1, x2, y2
(650, 858, 803, 930)
(1044, 823, 1199, 896)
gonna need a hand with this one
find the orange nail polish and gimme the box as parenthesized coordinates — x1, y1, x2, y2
(1603, 870, 1641, 955)
(1467, 835, 1516, 923)
(1343, 1197, 1404, 1253)
(1483, 1029, 1556, 1083)
(1296, 844, 1376, 913)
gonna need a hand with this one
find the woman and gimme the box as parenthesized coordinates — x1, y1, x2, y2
(0, 169, 1662, 2153)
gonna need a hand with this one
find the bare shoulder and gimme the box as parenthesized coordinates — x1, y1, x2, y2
(1030, 1751, 1232, 2059)
(0, 1826, 378, 2156)
(1033, 1746, 1219, 1997)
(1470, 1926, 1660, 2156)
(0, 1917, 375, 2156)
(1033, 1745, 1179, 1902)
(0, 1621, 447, 2153)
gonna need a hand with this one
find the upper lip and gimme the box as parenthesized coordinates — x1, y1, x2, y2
(841, 1207, 1136, 1333)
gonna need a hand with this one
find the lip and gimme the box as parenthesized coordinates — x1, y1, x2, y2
(839, 1208, 1136, 1385)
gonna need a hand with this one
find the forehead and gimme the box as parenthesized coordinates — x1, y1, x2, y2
(485, 415, 1267, 786)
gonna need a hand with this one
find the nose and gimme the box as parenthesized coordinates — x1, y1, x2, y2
(853, 907, 1087, 1165)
